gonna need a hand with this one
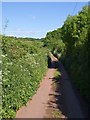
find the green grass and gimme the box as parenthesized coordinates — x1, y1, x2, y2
(54, 70, 61, 80)
(52, 110, 62, 118)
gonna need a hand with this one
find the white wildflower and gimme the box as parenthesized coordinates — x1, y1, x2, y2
(7, 62, 13, 65)
(1, 55, 5, 57)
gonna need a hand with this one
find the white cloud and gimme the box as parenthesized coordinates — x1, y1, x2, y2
(6, 30, 34, 34)
(6, 34, 15, 37)
(32, 16, 36, 20)
(6, 27, 50, 33)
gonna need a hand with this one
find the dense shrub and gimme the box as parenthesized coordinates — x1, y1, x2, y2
(2, 36, 48, 118)
(61, 6, 89, 102)
(44, 6, 89, 103)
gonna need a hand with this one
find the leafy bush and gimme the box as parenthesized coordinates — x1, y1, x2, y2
(2, 36, 48, 118)
(44, 6, 89, 103)
(61, 6, 89, 102)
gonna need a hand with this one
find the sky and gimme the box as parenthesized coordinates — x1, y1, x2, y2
(1, 1, 88, 38)
(1, 0, 89, 2)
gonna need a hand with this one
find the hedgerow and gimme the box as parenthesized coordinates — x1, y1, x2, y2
(43, 6, 89, 103)
(2, 36, 48, 118)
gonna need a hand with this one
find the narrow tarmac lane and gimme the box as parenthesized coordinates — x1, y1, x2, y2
(16, 53, 56, 118)
(16, 53, 86, 118)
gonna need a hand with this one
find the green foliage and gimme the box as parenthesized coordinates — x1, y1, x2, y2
(44, 5, 89, 103)
(1, 5, 89, 119)
(54, 70, 61, 80)
(43, 28, 65, 57)
(61, 6, 89, 102)
(2, 36, 48, 118)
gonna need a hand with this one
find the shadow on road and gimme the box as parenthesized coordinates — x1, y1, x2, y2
(47, 57, 88, 118)
(47, 60, 68, 118)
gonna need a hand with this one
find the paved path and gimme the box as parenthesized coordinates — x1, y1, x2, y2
(16, 53, 86, 118)
(16, 53, 57, 118)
